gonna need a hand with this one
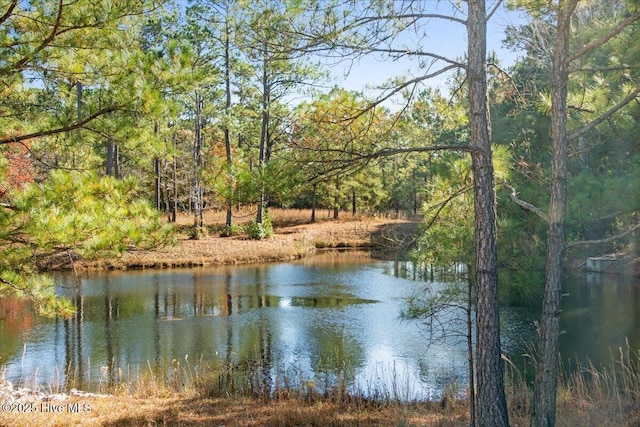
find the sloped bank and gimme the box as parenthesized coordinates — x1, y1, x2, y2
(40, 219, 419, 271)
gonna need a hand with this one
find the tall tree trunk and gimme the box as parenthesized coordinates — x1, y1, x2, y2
(76, 81, 83, 122)
(311, 182, 317, 223)
(467, 1, 509, 426)
(113, 144, 120, 179)
(106, 141, 114, 176)
(351, 189, 356, 216)
(333, 180, 340, 220)
(224, 19, 233, 228)
(531, 2, 577, 426)
(193, 90, 204, 235)
(467, 264, 476, 427)
(172, 141, 178, 223)
(257, 43, 269, 225)
(154, 157, 162, 210)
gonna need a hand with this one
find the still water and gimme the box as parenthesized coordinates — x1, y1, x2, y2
(1, 251, 639, 400)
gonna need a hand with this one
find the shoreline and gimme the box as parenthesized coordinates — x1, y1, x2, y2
(39, 218, 420, 272)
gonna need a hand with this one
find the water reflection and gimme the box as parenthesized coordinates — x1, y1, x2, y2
(1, 251, 638, 400)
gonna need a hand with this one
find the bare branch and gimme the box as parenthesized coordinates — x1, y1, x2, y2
(353, 13, 466, 27)
(0, 202, 17, 211)
(504, 183, 549, 222)
(568, 11, 640, 64)
(570, 65, 637, 74)
(487, 0, 503, 21)
(298, 144, 475, 184)
(364, 64, 463, 111)
(329, 44, 465, 68)
(566, 221, 640, 248)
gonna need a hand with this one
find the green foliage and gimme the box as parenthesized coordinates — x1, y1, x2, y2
(290, 89, 391, 215)
(247, 213, 273, 240)
(219, 223, 245, 237)
(1, 171, 173, 317)
(0, 271, 75, 319)
(414, 153, 474, 268)
(13, 171, 173, 257)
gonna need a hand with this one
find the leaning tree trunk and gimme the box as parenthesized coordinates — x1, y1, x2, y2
(531, 2, 576, 426)
(467, 1, 509, 426)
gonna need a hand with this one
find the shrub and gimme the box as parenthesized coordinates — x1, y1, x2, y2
(248, 215, 273, 240)
(219, 224, 245, 237)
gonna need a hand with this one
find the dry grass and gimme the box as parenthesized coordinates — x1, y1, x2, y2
(3, 346, 639, 427)
(43, 209, 419, 271)
(505, 342, 640, 427)
(0, 394, 470, 427)
(1, 357, 468, 427)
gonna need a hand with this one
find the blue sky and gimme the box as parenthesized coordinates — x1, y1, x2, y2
(330, 1, 528, 100)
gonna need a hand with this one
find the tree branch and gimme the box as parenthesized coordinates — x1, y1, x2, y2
(329, 44, 466, 68)
(13, 0, 64, 71)
(0, 202, 17, 211)
(571, 65, 637, 74)
(566, 222, 640, 248)
(361, 64, 463, 112)
(298, 144, 475, 184)
(0, 105, 122, 145)
(424, 185, 473, 230)
(353, 13, 466, 27)
(487, 0, 503, 21)
(568, 86, 640, 141)
(567, 11, 640, 64)
(504, 183, 549, 222)
(0, 0, 17, 27)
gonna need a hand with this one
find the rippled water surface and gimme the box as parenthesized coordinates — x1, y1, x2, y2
(1, 251, 638, 399)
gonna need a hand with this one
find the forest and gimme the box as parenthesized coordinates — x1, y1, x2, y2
(1, 1, 639, 426)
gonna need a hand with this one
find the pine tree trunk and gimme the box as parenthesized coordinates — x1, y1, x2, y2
(114, 144, 120, 179)
(193, 90, 204, 234)
(467, 1, 509, 426)
(257, 42, 269, 225)
(311, 182, 317, 223)
(531, 2, 577, 426)
(224, 19, 233, 229)
(351, 189, 356, 216)
(467, 266, 476, 427)
(171, 132, 178, 223)
(154, 157, 161, 210)
(106, 141, 114, 176)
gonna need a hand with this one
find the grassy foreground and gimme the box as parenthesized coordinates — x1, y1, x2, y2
(0, 393, 468, 427)
(2, 366, 639, 427)
(2, 343, 639, 426)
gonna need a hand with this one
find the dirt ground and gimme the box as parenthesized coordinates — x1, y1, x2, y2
(46, 209, 420, 271)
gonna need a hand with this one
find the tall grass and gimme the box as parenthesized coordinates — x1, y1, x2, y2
(506, 340, 640, 426)
(5, 350, 435, 406)
(4, 343, 639, 426)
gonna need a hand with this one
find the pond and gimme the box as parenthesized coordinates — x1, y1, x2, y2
(1, 251, 639, 400)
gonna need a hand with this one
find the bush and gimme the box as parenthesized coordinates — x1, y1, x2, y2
(219, 224, 245, 237)
(247, 215, 273, 240)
